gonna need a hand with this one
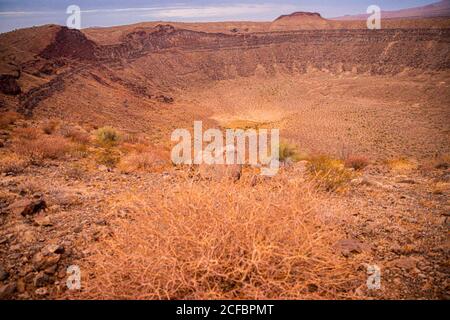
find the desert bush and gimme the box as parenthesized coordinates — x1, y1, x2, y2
(120, 133, 141, 145)
(18, 179, 42, 195)
(344, 155, 369, 171)
(0, 111, 20, 129)
(61, 125, 91, 144)
(64, 163, 86, 180)
(118, 151, 167, 173)
(76, 178, 362, 300)
(279, 141, 301, 163)
(0, 154, 28, 174)
(95, 148, 121, 168)
(307, 155, 354, 191)
(387, 157, 418, 172)
(69, 143, 90, 159)
(41, 120, 59, 135)
(13, 127, 40, 140)
(95, 126, 120, 146)
(13, 135, 71, 161)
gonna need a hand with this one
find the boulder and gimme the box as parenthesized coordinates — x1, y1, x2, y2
(389, 257, 418, 271)
(0, 75, 21, 95)
(8, 199, 47, 216)
(34, 272, 51, 287)
(0, 265, 9, 281)
(0, 283, 16, 299)
(335, 239, 369, 257)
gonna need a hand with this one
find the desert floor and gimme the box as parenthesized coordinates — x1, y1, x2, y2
(0, 72, 449, 299)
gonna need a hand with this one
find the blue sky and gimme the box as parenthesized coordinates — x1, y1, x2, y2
(0, 0, 439, 33)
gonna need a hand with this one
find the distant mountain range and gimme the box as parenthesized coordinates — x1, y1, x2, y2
(332, 0, 450, 20)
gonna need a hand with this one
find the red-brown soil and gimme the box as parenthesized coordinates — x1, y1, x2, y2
(0, 12, 449, 300)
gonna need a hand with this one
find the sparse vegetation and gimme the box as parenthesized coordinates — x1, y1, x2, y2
(118, 151, 167, 173)
(1, 15, 449, 300)
(344, 155, 369, 171)
(95, 126, 120, 146)
(279, 141, 302, 163)
(225, 120, 270, 130)
(13, 135, 71, 161)
(433, 154, 450, 170)
(307, 155, 354, 191)
(60, 125, 91, 144)
(0, 111, 20, 130)
(0, 153, 28, 174)
(95, 148, 121, 168)
(13, 127, 40, 140)
(387, 157, 419, 172)
(78, 179, 362, 300)
(41, 120, 59, 135)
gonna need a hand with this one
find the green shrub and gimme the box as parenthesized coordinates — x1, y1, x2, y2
(95, 126, 120, 146)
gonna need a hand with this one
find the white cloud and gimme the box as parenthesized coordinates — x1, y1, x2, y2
(0, 3, 300, 20)
(81, 7, 171, 14)
(0, 11, 50, 16)
(142, 4, 297, 19)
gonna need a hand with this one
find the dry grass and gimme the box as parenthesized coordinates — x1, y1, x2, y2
(431, 182, 450, 195)
(0, 111, 20, 130)
(69, 143, 90, 159)
(13, 135, 71, 161)
(95, 148, 121, 168)
(307, 156, 354, 192)
(387, 158, 419, 172)
(344, 155, 369, 171)
(224, 120, 271, 130)
(119, 142, 151, 154)
(120, 133, 149, 145)
(60, 125, 91, 145)
(0, 153, 28, 174)
(75, 177, 362, 300)
(118, 150, 169, 173)
(279, 141, 302, 163)
(41, 120, 60, 135)
(95, 126, 120, 147)
(13, 127, 40, 140)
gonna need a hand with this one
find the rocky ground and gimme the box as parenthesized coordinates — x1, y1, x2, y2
(0, 147, 448, 299)
(0, 17, 448, 300)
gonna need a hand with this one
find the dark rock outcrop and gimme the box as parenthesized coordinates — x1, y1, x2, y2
(40, 27, 97, 61)
(0, 75, 21, 95)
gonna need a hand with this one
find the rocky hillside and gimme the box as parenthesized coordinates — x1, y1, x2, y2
(1, 23, 449, 122)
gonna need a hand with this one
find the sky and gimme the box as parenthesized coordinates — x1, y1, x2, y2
(0, 0, 440, 33)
